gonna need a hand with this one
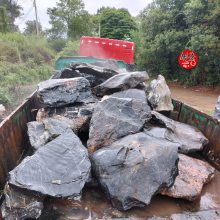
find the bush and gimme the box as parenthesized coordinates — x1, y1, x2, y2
(57, 40, 80, 57)
(0, 88, 10, 106)
(0, 61, 53, 105)
(0, 33, 55, 64)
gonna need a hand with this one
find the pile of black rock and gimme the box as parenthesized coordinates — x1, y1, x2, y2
(1, 63, 215, 219)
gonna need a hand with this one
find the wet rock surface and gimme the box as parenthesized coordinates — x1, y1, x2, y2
(9, 130, 91, 197)
(169, 209, 220, 220)
(147, 111, 209, 154)
(1, 184, 43, 220)
(146, 74, 173, 111)
(91, 132, 179, 211)
(38, 78, 95, 107)
(162, 154, 215, 201)
(87, 93, 151, 152)
(213, 96, 220, 121)
(93, 71, 149, 97)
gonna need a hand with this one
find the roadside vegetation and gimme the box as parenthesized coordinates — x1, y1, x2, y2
(0, 33, 54, 107)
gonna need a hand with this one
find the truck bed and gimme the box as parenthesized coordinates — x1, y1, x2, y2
(0, 93, 220, 219)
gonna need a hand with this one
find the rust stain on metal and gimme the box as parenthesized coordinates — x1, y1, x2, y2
(0, 92, 39, 189)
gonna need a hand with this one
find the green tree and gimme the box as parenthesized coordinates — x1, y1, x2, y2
(139, 0, 220, 86)
(98, 7, 137, 40)
(0, 0, 22, 31)
(0, 7, 8, 32)
(47, 0, 91, 39)
(24, 20, 42, 35)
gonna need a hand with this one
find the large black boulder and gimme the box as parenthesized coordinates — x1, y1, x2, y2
(146, 111, 209, 154)
(9, 130, 91, 198)
(1, 184, 44, 220)
(37, 78, 95, 107)
(93, 71, 149, 97)
(87, 93, 151, 152)
(91, 132, 179, 211)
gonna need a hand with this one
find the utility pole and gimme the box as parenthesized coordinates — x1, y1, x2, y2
(98, 23, 101, 37)
(33, 0, 39, 36)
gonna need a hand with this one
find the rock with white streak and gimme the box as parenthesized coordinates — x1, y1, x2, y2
(9, 130, 91, 198)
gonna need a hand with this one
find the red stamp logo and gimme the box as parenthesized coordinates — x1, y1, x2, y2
(178, 50, 198, 69)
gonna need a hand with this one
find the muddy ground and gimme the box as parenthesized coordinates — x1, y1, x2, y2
(169, 83, 219, 115)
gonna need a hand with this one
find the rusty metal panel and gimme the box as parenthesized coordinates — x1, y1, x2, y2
(174, 100, 220, 170)
(0, 92, 39, 188)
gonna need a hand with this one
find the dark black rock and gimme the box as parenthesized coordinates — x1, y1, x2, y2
(91, 132, 179, 211)
(93, 71, 149, 97)
(213, 96, 220, 121)
(52, 68, 81, 79)
(70, 62, 119, 87)
(146, 111, 209, 154)
(9, 130, 91, 197)
(37, 78, 95, 108)
(87, 94, 151, 153)
(1, 184, 43, 220)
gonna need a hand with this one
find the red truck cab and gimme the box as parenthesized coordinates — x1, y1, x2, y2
(79, 36, 135, 65)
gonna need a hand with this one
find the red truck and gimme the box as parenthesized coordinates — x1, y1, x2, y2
(79, 36, 135, 65)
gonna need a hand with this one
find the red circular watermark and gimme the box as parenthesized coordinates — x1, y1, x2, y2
(178, 50, 198, 69)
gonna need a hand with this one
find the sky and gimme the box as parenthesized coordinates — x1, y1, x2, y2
(15, 0, 152, 31)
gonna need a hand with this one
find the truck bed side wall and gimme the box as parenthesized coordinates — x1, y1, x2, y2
(0, 93, 39, 188)
(172, 99, 220, 170)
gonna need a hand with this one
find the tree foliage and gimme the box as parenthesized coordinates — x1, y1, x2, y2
(47, 0, 92, 39)
(138, 0, 220, 86)
(0, 0, 22, 31)
(0, 7, 8, 32)
(24, 20, 42, 35)
(98, 7, 136, 40)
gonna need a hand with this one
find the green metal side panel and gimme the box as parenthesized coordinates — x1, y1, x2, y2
(55, 56, 127, 70)
(172, 99, 220, 170)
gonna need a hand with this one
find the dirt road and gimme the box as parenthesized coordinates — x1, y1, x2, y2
(169, 83, 219, 115)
